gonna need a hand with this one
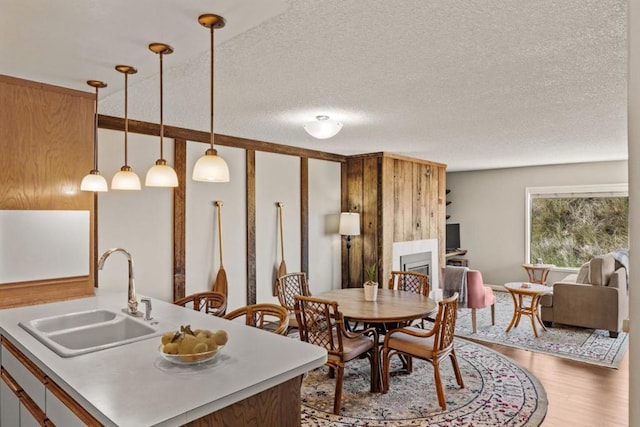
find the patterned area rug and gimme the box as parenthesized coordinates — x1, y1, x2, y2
(300, 338, 547, 426)
(455, 291, 628, 368)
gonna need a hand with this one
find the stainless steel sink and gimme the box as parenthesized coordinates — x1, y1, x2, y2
(19, 309, 168, 357)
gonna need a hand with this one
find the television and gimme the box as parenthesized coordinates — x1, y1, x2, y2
(446, 223, 461, 252)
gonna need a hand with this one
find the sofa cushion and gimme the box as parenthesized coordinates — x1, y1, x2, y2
(576, 262, 590, 284)
(589, 255, 615, 286)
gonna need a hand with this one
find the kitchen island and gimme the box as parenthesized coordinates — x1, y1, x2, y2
(0, 291, 327, 426)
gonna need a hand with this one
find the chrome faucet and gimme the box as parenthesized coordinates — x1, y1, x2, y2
(98, 248, 139, 316)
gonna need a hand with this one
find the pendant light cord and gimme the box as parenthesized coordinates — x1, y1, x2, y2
(93, 85, 99, 171)
(210, 24, 215, 151)
(124, 71, 129, 166)
(159, 51, 165, 160)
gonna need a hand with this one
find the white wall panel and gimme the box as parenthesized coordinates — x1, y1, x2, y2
(308, 159, 342, 293)
(255, 152, 300, 303)
(97, 129, 174, 302)
(186, 143, 246, 311)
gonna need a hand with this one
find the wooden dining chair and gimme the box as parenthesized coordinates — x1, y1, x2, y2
(382, 293, 463, 410)
(388, 270, 430, 296)
(223, 303, 289, 335)
(294, 295, 379, 415)
(173, 291, 227, 317)
(276, 272, 311, 333)
(388, 270, 432, 328)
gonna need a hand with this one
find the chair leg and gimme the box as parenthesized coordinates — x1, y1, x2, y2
(471, 308, 477, 333)
(369, 346, 380, 393)
(333, 365, 344, 415)
(382, 348, 390, 393)
(449, 350, 464, 388)
(432, 358, 446, 411)
(491, 303, 496, 326)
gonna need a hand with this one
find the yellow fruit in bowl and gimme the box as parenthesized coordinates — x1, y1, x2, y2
(162, 343, 179, 354)
(177, 333, 198, 354)
(214, 330, 228, 346)
(161, 332, 176, 345)
(205, 337, 218, 352)
(193, 342, 208, 354)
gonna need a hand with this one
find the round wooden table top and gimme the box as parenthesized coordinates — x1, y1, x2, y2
(316, 288, 437, 323)
(504, 282, 553, 296)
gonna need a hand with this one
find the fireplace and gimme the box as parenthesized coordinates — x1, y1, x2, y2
(400, 251, 432, 285)
(392, 239, 440, 290)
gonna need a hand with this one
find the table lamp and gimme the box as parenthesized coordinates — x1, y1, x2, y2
(339, 212, 360, 287)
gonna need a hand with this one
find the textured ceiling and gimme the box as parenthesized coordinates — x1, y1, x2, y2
(2, 0, 628, 171)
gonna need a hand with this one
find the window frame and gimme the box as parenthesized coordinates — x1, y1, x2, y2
(524, 183, 628, 271)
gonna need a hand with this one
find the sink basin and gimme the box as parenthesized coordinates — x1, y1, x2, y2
(26, 309, 118, 333)
(19, 309, 169, 357)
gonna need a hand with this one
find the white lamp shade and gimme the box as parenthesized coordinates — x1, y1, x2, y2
(111, 170, 141, 190)
(80, 172, 108, 192)
(192, 152, 230, 182)
(304, 116, 343, 139)
(339, 212, 360, 236)
(145, 164, 178, 187)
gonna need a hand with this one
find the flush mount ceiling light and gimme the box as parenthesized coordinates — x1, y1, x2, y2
(111, 65, 141, 190)
(81, 80, 109, 192)
(303, 115, 343, 139)
(192, 13, 230, 183)
(145, 42, 179, 188)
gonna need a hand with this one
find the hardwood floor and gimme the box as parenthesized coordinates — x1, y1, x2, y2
(481, 341, 629, 427)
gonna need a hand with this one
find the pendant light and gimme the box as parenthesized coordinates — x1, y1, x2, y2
(192, 13, 230, 182)
(304, 115, 343, 139)
(111, 65, 141, 190)
(145, 42, 179, 187)
(80, 80, 109, 192)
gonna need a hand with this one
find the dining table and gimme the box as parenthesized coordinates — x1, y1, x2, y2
(316, 287, 438, 392)
(316, 287, 438, 326)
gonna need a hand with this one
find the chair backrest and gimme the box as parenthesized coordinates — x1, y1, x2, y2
(294, 295, 344, 358)
(431, 293, 459, 354)
(223, 303, 289, 335)
(173, 291, 227, 317)
(388, 271, 430, 296)
(276, 272, 311, 312)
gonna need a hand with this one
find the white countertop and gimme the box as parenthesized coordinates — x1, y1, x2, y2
(0, 291, 327, 426)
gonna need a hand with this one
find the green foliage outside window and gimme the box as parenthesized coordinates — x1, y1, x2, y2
(530, 197, 628, 268)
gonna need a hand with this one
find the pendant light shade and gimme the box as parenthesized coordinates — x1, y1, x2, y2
(112, 65, 141, 190)
(81, 80, 109, 192)
(304, 115, 343, 139)
(192, 13, 230, 183)
(80, 172, 108, 192)
(146, 42, 178, 188)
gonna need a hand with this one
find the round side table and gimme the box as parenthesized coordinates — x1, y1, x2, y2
(504, 282, 553, 338)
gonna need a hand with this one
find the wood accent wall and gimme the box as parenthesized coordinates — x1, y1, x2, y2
(342, 152, 447, 287)
(0, 75, 96, 308)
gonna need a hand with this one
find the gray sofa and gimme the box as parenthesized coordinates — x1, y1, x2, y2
(540, 254, 628, 338)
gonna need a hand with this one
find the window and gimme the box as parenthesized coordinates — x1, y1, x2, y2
(525, 184, 628, 269)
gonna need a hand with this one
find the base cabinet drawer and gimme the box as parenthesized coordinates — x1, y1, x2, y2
(1, 339, 46, 409)
(45, 382, 101, 427)
(1, 369, 47, 427)
(1, 373, 21, 427)
(0, 337, 101, 427)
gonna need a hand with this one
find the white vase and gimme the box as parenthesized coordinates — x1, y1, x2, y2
(364, 282, 378, 301)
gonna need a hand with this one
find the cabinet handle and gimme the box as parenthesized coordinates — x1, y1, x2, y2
(1, 367, 22, 395)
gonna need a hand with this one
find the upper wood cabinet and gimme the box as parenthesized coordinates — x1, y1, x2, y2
(0, 75, 96, 308)
(341, 153, 446, 287)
